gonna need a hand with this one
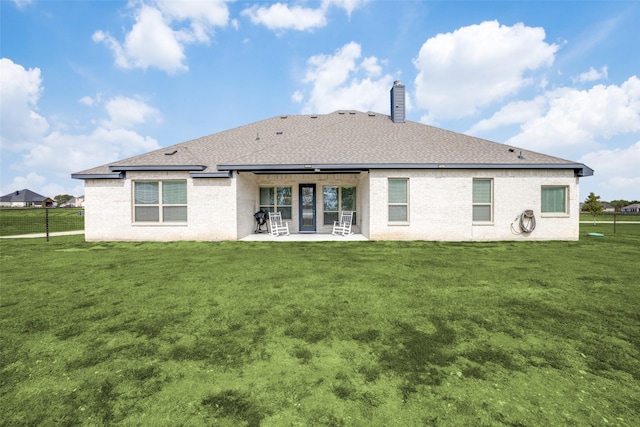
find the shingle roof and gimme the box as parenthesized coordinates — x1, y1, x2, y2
(0, 189, 49, 203)
(72, 111, 593, 177)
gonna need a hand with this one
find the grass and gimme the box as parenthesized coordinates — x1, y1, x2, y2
(0, 208, 85, 236)
(1, 230, 639, 426)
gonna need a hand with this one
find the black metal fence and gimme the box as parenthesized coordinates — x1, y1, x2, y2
(0, 208, 84, 240)
(579, 212, 640, 237)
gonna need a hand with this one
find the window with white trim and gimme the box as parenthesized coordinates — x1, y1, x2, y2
(260, 186, 293, 219)
(541, 186, 568, 214)
(472, 178, 493, 222)
(134, 180, 187, 223)
(323, 186, 356, 225)
(388, 178, 408, 223)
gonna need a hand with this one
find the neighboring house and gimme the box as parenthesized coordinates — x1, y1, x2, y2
(0, 189, 53, 207)
(61, 196, 85, 208)
(72, 82, 593, 242)
(621, 204, 640, 213)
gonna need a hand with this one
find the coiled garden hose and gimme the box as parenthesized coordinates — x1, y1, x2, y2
(519, 210, 536, 233)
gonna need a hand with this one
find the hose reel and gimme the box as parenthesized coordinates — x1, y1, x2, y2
(519, 209, 536, 233)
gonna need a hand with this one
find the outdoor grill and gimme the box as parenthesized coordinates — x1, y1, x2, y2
(254, 210, 268, 233)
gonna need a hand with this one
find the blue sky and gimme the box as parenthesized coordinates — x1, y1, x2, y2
(1, 0, 639, 202)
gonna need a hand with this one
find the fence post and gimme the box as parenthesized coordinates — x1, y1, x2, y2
(613, 212, 616, 234)
(45, 207, 50, 242)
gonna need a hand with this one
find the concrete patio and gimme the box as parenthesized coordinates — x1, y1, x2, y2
(240, 232, 368, 242)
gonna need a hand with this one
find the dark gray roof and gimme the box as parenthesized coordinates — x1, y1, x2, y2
(72, 111, 593, 178)
(0, 189, 50, 203)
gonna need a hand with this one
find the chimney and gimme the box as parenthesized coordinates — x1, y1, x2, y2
(390, 80, 405, 123)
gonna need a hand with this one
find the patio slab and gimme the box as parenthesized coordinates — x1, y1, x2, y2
(240, 233, 368, 242)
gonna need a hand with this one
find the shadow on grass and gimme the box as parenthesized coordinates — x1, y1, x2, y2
(378, 318, 457, 399)
(202, 390, 266, 427)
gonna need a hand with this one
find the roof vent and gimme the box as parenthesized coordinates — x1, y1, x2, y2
(310, 115, 318, 118)
(280, 115, 288, 119)
(390, 80, 405, 124)
(276, 131, 283, 135)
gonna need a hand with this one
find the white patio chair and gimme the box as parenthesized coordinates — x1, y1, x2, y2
(332, 211, 354, 236)
(268, 211, 290, 236)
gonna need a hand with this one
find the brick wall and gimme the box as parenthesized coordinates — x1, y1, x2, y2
(83, 168, 583, 241)
(367, 169, 581, 241)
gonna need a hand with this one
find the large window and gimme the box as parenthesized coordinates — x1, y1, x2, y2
(388, 178, 408, 223)
(323, 186, 356, 225)
(472, 179, 493, 222)
(541, 186, 568, 214)
(134, 180, 187, 223)
(260, 187, 293, 219)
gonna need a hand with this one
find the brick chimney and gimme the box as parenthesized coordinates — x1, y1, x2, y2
(390, 80, 405, 123)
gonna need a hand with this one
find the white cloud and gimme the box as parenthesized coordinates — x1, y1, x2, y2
(414, 20, 559, 121)
(19, 127, 159, 175)
(242, 3, 326, 31)
(10, 0, 32, 9)
(2, 172, 46, 196)
(579, 141, 640, 200)
(242, 0, 367, 32)
(467, 97, 548, 135)
(156, 0, 230, 43)
(1, 59, 161, 196)
(293, 42, 395, 114)
(94, 1, 231, 73)
(0, 58, 49, 151)
(102, 96, 162, 130)
(79, 93, 102, 107)
(94, 5, 187, 73)
(501, 76, 640, 155)
(573, 66, 608, 83)
(322, 0, 368, 17)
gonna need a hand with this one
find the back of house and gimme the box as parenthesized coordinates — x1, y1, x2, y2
(72, 82, 593, 242)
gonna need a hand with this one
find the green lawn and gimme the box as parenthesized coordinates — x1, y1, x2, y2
(0, 208, 85, 236)
(1, 232, 639, 426)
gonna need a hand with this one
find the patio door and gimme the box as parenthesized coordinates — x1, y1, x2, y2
(299, 184, 316, 232)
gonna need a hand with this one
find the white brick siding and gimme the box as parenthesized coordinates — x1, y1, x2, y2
(84, 171, 238, 241)
(367, 169, 580, 241)
(83, 169, 582, 241)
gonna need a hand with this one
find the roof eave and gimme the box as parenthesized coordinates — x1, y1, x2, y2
(109, 165, 206, 172)
(72, 172, 125, 180)
(189, 171, 233, 178)
(218, 162, 594, 177)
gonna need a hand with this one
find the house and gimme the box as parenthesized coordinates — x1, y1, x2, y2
(72, 82, 593, 242)
(61, 195, 85, 208)
(0, 189, 53, 207)
(621, 204, 640, 213)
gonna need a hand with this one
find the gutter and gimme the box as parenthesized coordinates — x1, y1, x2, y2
(217, 162, 594, 177)
(71, 172, 125, 180)
(109, 165, 206, 172)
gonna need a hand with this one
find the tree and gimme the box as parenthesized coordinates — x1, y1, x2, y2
(583, 192, 603, 225)
(54, 194, 74, 207)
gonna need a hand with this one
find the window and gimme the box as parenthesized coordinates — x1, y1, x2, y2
(472, 179, 493, 222)
(134, 180, 187, 223)
(260, 186, 293, 219)
(541, 186, 568, 214)
(323, 186, 356, 225)
(388, 178, 408, 222)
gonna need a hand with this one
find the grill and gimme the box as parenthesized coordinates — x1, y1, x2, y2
(254, 210, 268, 233)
